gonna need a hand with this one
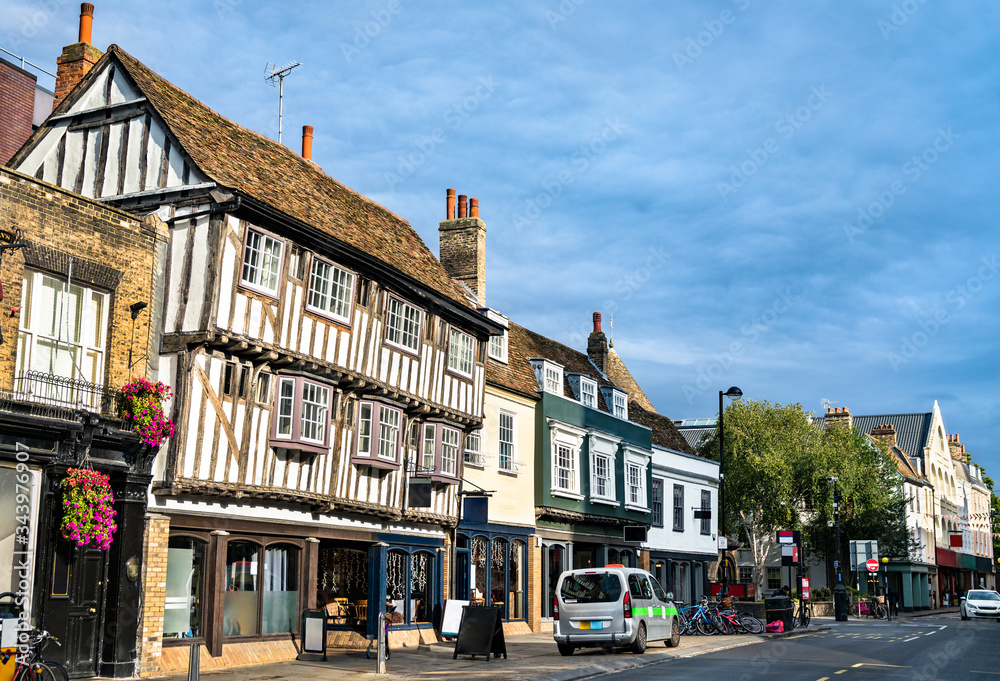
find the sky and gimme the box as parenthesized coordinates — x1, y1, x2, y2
(4, 1, 998, 476)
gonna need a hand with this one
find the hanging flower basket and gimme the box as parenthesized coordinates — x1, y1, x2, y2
(120, 378, 175, 447)
(60, 467, 117, 550)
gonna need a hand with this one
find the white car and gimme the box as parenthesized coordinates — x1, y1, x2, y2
(960, 590, 1000, 620)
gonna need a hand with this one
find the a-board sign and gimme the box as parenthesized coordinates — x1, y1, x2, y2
(299, 608, 327, 660)
(452, 605, 507, 661)
(441, 599, 470, 637)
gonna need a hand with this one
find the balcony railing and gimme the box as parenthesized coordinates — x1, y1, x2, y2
(0, 371, 129, 425)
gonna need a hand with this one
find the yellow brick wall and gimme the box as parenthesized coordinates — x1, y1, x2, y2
(136, 513, 171, 676)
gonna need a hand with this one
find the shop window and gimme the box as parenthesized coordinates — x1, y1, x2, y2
(270, 376, 332, 453)
(223, 541, 299, 637)
(240, 228, 283, 297)
(490, 539, 508, 618)
(316, 545, 368, 614)
(224, 540, 260, 636)
(386, 549, 434, 625)
(510, 540, 525, 619)
(261, 544, 298, 634)
(164, 537, 205, 640)
(353, 401, 403, 470)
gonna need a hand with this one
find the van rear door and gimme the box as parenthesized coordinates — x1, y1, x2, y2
(558, 571, 623, 635)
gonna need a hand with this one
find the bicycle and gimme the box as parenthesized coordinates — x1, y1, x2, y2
(365, 610, 397, 660)
(791, 599, 811, 628)
(852, 596, 887, 620)
(11, 629, 68, 681)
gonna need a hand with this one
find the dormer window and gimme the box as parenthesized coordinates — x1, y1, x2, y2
(580, 377, 597, 408)
(600, 386, 629, 419)
(529, 358, 564, 396)
(488, 331, 508, 363)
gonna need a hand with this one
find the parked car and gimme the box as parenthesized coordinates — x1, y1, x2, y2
(960, 590, 1000, 621)
(552, 565, 680, 655)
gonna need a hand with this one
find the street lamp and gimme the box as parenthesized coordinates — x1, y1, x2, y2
(127, 301, 148, 373)
(829, 476, 848, 621)
(881, 556, 891, 621)
(718, 386, 742, 595)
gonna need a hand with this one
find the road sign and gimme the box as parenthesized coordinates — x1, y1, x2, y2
(802, 577, 810, 601)
(866, 558, 879, 572)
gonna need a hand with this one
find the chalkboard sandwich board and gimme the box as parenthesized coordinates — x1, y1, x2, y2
(452, 605, 507, 660)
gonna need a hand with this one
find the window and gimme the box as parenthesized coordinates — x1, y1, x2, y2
(592, 454, 612, 499)
(413, 423, 460, 482)
(580, 377, 597, 408)
(353, 401, 403, 469)
(673, 484, 684, 531)
(240, 229, 283, 296)
(613, 391, 628, 419)
(464, 430, 483, 466)
(384, 296, 422, 353)
(164, 537, 205, 640)
(488, 331, 507, 362)
(17, 269, 110, 400)
(766, 567, 781, 591)
(545, 366, 562, 394)
(700, 490, 711, 535)
(739, 567, 753, 585)
(498, 411, 515, 472)
(555, 444, 576, 493)
(306, 257, 355, 323)
(448, 328, 475, 377)
(223, 541, 299, 637)
(529, 358, 564, 395)
(651, 479, 664, 527)
(256, 372, 271, 403)
(627, 464, 644, 507)
(270, 376, 331, 452)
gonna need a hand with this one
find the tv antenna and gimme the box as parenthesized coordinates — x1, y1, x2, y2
(264, 61, 301, 144)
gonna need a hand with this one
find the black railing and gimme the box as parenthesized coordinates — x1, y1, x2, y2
(0, 371, 129, 425)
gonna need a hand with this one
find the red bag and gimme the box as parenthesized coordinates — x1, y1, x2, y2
(765, 620, 784, 633)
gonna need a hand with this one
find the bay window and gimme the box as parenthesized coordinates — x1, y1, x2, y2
(414, 422, 461, 482)
(353, 401, 403, 470)
(270, 376, 332, 453)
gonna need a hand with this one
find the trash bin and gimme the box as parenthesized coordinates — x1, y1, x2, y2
(765, 596, 793, 632)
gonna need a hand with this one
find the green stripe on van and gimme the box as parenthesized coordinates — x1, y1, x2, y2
(634, 606, 679, 617)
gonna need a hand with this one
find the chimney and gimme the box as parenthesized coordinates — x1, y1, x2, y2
(825, 406, 853, 430)
(871, 424, 897, 449)
(438, 188, 486, 306)
(301, 125, 313, 160)
(947, 434, 968, 462)
(54, 3, 104, 109)
(587, 311, 609, 373)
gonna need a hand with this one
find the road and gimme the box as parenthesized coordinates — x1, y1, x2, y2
(603, 615, 1000, 681)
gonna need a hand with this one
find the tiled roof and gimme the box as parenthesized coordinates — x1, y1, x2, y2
(629, 403, 696, 455)
(846, 413, 932, 460)
(107, 46, 471, 306)
(884, 443, 927, 484)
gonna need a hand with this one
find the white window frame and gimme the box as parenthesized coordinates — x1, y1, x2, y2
(592, 454, 612, 499)
(464, 430, 484, 467)
(270, 375, 332, 453)
(622, 445, 650, 512)
(613, 391, 628, 419)
(548, 419, 585, 500)
(353, 401, 403, 469)
(306, 256, 355, 324)
(488, 330, 508, 363)
(17, 269, 110, 403)
(441, 427, 459, 476)
(447, 327, 475, 378)
(240, 227, 283, 297)
(421, 423, 437, 471)
(627, 463, 645, 507)
(588, 431, 621, 506)
(498, 411, 516, 472)
(580, 377, 598, 408)
(384, 295, 422, 354)
(414, 422, 461, 482)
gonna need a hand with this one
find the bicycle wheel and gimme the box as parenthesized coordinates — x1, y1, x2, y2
(30, 663, 62, 681)
(694, 614, 716, 635)
(801, 603, 811, 628)
(711, 611, 732, 635)
(874, 604, 888, 620)
(739, 614, 764, 634)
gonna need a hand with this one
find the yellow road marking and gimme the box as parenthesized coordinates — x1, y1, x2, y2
(835, 671, 847, 675)
(817, 678, 830, 681)
(853, 663, 911, 668)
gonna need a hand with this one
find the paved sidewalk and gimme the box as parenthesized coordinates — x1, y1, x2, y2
(156, 626, 823, 681)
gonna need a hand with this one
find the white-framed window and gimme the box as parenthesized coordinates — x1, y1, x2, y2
(488, 331, 507, 363)
(270, 375, 332, 452)
(384, 295, 422, 353)
(464, 430, 484, 466)
(421, 423, 436, 471)
(306, 256, 355, 324)
(613, 391, 628, 419)
(588, 431, 620, 504)
(555, 444, 576, 493)
(441, 427, 459, 476)
(354, 401, 403, 469)
(580, 377, 597, 408)
(448, 327, 475, 377)
(241, 228, 283, 296)
(498, 411, 516, 472)
(628, 464, 644, 507)
(17, 270, 110, 400)
(545, 365, 562, 394)
(592, 454, 611, 498)
(414, 422, 461, 482)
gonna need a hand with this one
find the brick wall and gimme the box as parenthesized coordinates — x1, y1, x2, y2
(0, 59, 35, 165)
(136, 513, 170, 676)
(438, 217, 486, 306)
(54, 42, 103, 109)
(0, 167, 169, 391)
(526, 535, 542, 632)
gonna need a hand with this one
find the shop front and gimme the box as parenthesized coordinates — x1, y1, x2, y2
(649, 552, 710, 605)
(454, 528, 529, 622)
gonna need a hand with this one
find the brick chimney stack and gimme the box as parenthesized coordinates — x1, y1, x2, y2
(825, 406, 853, 431)
(54, 3, 104, 109)
(871, 424, 897, 449)
(439, 188, 486, 306)
(587, 312, 609, 373)
(947, 434, 969, 462)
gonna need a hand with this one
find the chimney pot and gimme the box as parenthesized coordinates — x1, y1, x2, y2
(470, 197, 479, 218)
(593, 312, 602, 333)
(301, 125, 313, 160)
(79, 3, 94, 44)
(827, 408, 833, 413)
(457, 194, 467, 219)
(446, 188, 456, 219)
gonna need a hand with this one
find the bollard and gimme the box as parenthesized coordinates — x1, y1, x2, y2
(187, 643, 199, 681)
(375, 612, 386, 674)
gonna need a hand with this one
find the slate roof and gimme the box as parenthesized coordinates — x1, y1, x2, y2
(103, 46, 472, 306)
(675, 424, 716, 451)
(486, 321, 694, 453)
(840, 412, 932, 460)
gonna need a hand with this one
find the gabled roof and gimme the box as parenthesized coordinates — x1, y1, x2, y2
(486, 321, 694, 453)
(674, 423, 715, 451)
(94, 46, 472, 306)
(880, 441, 928, 485)
(846, 413, 932, 461)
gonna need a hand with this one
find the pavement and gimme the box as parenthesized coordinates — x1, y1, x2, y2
(155, 608, 960, 681)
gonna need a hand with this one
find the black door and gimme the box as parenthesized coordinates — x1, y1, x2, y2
(44, 539, 106, 678)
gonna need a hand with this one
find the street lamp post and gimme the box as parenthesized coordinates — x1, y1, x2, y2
(882, 556, 891, 621)
(718, 386, 742, 596)
(829, 476, 848, 621)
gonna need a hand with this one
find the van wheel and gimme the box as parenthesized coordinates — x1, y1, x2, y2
(557, 644, 574, 656)
(630, 623, 647, 654)
(666, 619, 681, 647)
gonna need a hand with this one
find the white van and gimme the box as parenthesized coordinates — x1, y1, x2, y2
(552, 565, 680, 655)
